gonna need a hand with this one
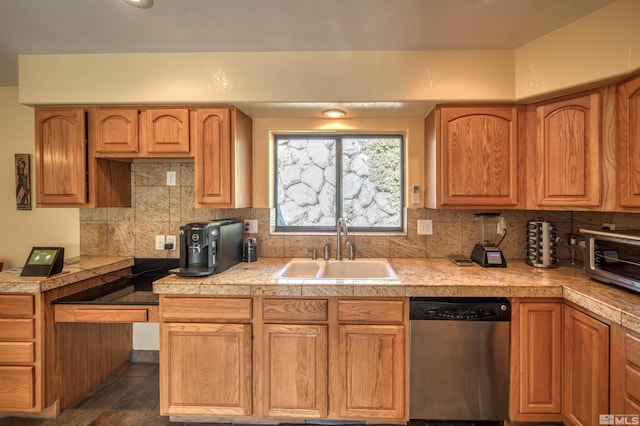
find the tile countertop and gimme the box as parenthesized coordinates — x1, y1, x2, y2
(0, 256, 133, 293)
(153, 257, 640, 333)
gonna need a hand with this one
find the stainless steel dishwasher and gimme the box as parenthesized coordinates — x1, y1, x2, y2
(409, 297, 510, 421)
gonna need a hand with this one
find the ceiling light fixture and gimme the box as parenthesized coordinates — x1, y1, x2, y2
(322, 108, 347, 118)
(122, 0, 153, 9)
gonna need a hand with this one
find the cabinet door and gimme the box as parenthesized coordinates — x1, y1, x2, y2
(94, 108, 139, 154)
(563, 305, 609, 426)
(193, 108, 233, 206)
(0, 366, 35, 410)
(142, 108, 190, 155)
(533, 92, 601, 208)
(35, 108, 87, 205)
(262, 324, 327, 418)
(160, 323, 252, 416)
(617, 74, 640, 208)
(438, 106, 519, 207)
(335, 324, 405, 419)
(510, 301, 562, 421)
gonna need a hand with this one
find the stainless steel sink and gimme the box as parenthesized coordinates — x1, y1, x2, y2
(271, 258, 398, 281)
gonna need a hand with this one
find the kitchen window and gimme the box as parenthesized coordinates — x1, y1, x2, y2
(274, 134, 404, 232)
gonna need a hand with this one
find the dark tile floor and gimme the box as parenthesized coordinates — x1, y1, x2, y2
(0, 363, 172, 426)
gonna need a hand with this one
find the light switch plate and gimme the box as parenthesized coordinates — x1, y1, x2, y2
(155, 235, 166, 250)
(166, 171, 177, 186)
(417, 220, 433, 235)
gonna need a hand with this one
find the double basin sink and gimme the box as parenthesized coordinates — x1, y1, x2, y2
(271, 258, 399, 281)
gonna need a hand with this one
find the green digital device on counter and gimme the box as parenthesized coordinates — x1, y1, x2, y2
(20, 247, 65, 277)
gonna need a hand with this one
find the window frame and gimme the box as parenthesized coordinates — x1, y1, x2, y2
(273, 133, 405, 233)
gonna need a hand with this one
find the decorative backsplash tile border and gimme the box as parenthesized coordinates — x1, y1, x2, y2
(80, 162, 640, 260)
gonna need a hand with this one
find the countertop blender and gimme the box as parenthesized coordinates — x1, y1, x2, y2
(470, 212, 507, 267)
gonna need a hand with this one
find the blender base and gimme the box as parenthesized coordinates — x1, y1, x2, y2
(471, 243, 507, 268)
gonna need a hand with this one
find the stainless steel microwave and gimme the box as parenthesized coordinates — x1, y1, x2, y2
(581, 228, 640, 294)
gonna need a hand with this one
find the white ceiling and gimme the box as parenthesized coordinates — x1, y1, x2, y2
(0, 0, 615, 117)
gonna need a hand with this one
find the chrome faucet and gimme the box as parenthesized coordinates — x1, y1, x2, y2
(336, 217, 348, 260)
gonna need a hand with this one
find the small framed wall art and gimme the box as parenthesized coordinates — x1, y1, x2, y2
(15, 153, 31, 210)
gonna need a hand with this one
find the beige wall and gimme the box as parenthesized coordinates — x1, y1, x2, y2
(515, 0, 640, 99)
(18, 50, 515, 105)
(0, 87, 79, 269)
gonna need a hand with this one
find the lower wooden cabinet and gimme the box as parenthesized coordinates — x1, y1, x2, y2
(262, 323, 327, 418)
(160, 296, 407, 422)
(563, 304, 610, 426)
(0, 366, 35, 410)
(611, 324, 640, 414)
(160, 322, 252, 417)
(335, 324, 405, 419)
(510, 299, 563, 422)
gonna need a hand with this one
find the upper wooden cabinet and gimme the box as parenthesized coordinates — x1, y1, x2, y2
(193, 107, 252, 208)
(617, 73, 640, 209)
(528, 92, 601, 209)
(140, 108, 191, 156)
(94, 107, 191, 157)
(425, 105, 521, 208)
(36, 108, 131, 208)
(35, 108, 88, 206)
(94, 108, 139, 154)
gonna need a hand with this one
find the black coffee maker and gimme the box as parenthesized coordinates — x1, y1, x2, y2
(174, 220, 243, 277)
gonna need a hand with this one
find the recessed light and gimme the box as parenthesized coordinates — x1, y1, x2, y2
(322, 108, 347, 118)
(122, 0, 153, 9)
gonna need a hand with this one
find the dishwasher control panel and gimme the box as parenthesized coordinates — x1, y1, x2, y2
(410, 297, 510, 321)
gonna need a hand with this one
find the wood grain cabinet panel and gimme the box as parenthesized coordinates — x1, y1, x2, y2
(193, 107, 252, 208)
(0, 366, 35, 410)
(94, 108, 139, 154)
(532, 92, 601, 208)
(335, 324, 405, 419)
(425, 105, 520, 208)
(563, 305, 609, 426)
(35, 108, 87, 205)
(510, 300, 562, 422)
(160, 322, 252, 416)
(0, 342, 35, 365)
(617, 73, 640, 209)
(262, 324, 327, 418)
(0, 295, 34, 317)
(141, 108, 190, 155)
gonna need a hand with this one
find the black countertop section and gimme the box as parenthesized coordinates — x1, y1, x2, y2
(54, 258, 179, 305)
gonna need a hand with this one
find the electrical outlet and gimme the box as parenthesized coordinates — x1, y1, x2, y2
(166, 171, 176, 186)
(244, 219, 258, 233)
(417, 219, 433, 235)
(165, 235, 176, 250)
(155, 235, 166, 250)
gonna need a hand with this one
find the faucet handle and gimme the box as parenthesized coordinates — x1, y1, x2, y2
(346, 241, 354, 260)
(310, 249, 317, 260)
(323, 244, 330, 260)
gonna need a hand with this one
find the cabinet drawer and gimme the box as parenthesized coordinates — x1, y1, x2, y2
(0, 318, 35, 340)
(0, 366, 35, 410)
(0, 295, 34, 317)
(55, 305, 158, 323)
(0, 342, 35, 365)
(263, 298, 328, 322)
(337, 299, 405, 323)
(161, 297, 252, 322)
